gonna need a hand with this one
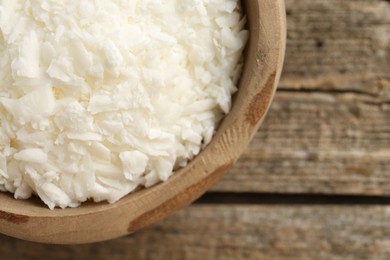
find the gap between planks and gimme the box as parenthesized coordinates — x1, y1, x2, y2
(196, 192, 390, 205)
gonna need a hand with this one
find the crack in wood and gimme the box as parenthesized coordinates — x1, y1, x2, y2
(277, 87, 381, 97)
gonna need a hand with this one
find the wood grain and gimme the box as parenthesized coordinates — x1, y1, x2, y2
(1, 204, 390, 260)
(214, 91, 390, 194)
(282, 0, 390, 96)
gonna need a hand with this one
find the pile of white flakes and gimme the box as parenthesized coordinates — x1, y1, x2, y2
(0, 0, 248, 209)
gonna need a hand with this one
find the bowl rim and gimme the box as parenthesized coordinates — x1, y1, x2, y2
(0, 0, 287, 244)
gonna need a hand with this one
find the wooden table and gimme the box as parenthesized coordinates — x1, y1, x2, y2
(1, 0, 389, 259)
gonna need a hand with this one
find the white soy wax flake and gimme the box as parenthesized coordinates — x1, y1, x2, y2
(0, 0, 248, 209)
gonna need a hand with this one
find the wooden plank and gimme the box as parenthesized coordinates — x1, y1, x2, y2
(1, 204, 390, 260)
(213, 91, 390, 194)
(282, 0, 390, 95)
(210, 0, 390, 194)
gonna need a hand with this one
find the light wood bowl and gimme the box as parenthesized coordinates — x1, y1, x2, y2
(0, 0, 286, 244)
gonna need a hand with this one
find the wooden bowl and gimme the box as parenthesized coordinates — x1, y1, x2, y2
(0, 0, 286, 244)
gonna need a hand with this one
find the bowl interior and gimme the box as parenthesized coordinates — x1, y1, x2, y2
(0, 0, 286, 244)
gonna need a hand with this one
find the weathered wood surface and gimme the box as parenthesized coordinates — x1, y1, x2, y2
(213, 0, 390, 194)
(282, 0, 390, 96)
(1, 205, 390, 260)
(214, 91, 390, 194)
